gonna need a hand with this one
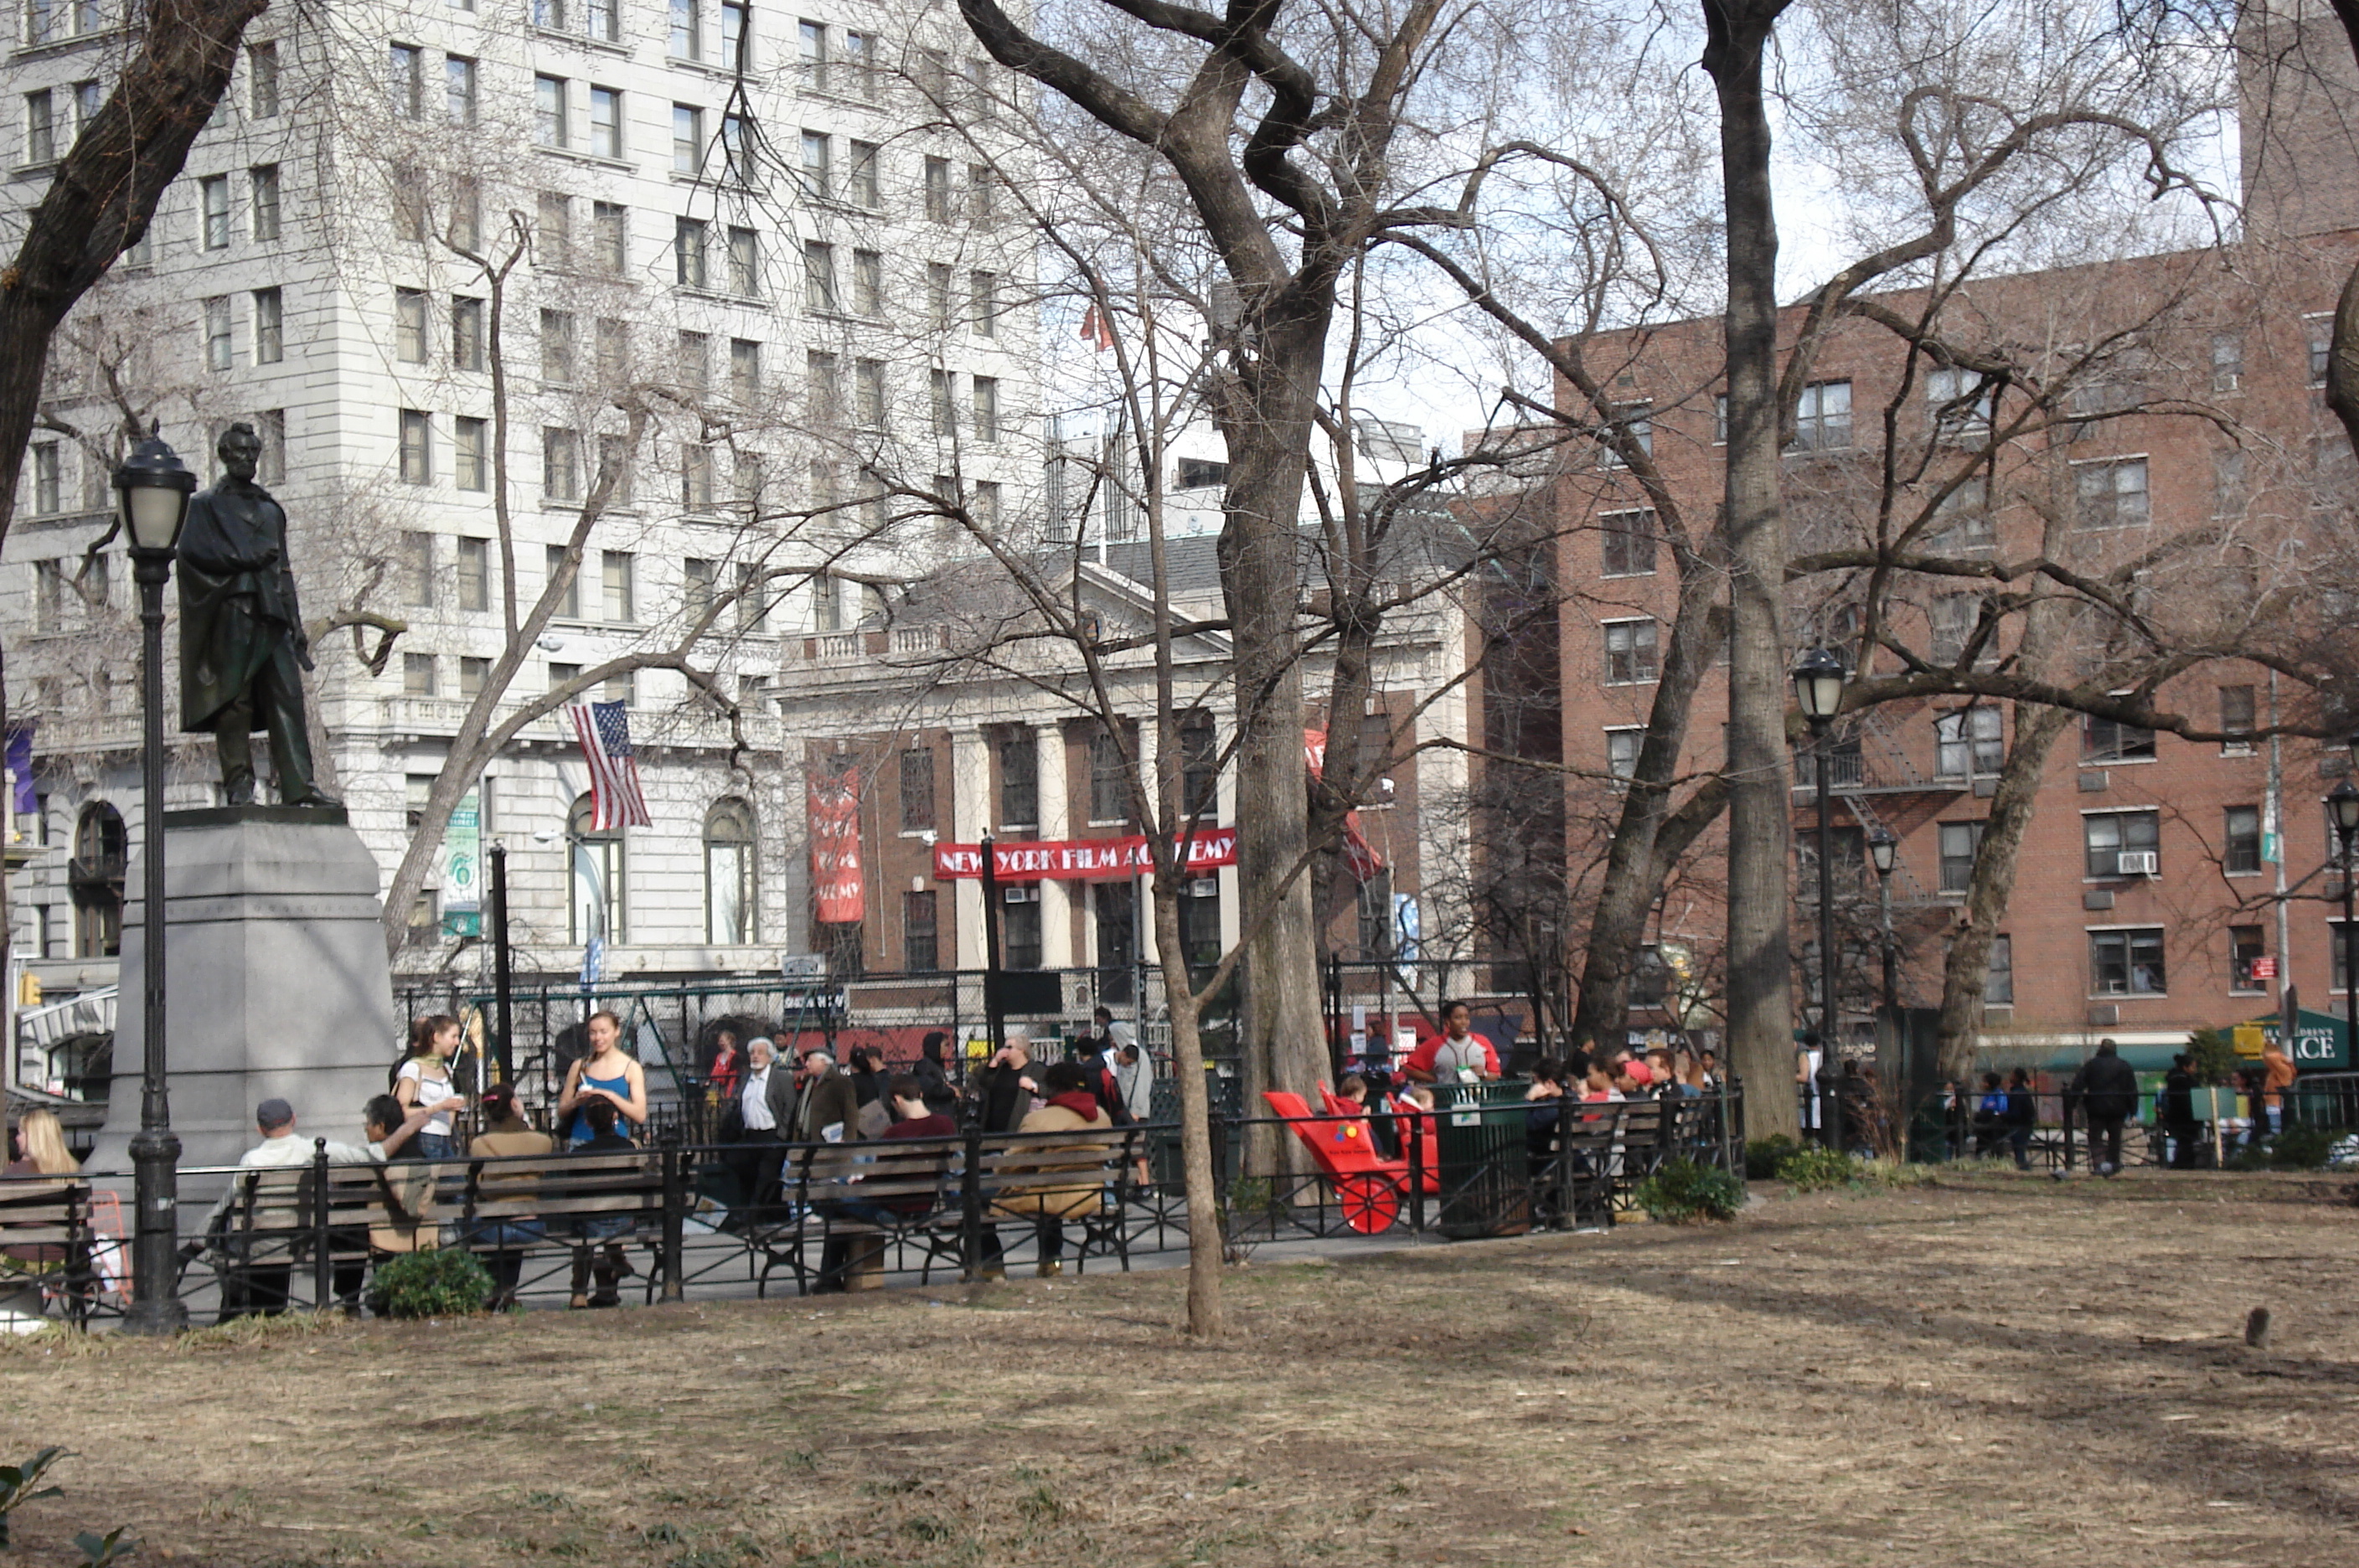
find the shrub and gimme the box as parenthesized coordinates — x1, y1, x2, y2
(2185, 1027, 2240, 1087)
(1634, 1159, 1746, 1223)
(367, 1249, 493, 1319)
(2227, 1125, 2336, 1171)
(1773, 1146, 1859, 1192)
(1744, 1134, 1799, 1181)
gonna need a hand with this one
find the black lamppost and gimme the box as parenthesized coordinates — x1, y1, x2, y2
(116, 429, 196, 1336)
(2332, 779, 2359, 1063)
(1793, 647, 1848, 1148)
(978, 832, 1006, 1062)
(1866, 826, 1901, 1024)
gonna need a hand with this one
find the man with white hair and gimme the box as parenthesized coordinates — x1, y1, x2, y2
(722, 1037, 798, 1220)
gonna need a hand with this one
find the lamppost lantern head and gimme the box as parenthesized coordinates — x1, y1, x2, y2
(1791, 647, 1847, 727)
(2332, 780, 2359, 841)
(114, 429, 197, 554)
(1867, 827, 1898, 877)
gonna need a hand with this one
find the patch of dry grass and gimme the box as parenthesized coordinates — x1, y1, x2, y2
(3, 1170, 2356, 1566)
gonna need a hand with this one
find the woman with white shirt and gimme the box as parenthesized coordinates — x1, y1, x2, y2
(394, 1014, 467, 1160)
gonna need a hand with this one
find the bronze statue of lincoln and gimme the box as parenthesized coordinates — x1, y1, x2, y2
(178, 422, 338, 807)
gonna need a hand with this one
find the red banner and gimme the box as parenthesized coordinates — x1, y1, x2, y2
(1304, 728, 1386, 884)
(932, 829, 1237, 882)
(808, 768, 865, 923)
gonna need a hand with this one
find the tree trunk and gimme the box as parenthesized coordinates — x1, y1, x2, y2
(1154, 881, 1225, 1336)
(1933, 702, 2071, 1080)
(1704, 0, 1800, 1135)
(1216, 310, 1332, 1166)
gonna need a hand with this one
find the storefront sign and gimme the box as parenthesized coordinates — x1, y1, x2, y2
(932, 828, 1237, 882)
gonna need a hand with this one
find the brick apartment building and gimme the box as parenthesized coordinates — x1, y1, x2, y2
(1524, 18, 2359, 1067)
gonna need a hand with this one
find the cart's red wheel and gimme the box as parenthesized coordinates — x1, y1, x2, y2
(1334, 1173, 1402, 1235)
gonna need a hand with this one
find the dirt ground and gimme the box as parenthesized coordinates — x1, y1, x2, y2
(6, 1168, 2357, 1567)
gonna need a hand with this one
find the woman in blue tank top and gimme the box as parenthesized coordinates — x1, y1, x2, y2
(557, 1010, 650, 1145)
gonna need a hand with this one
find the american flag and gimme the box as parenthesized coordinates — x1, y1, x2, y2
(569, 700, 652, 829)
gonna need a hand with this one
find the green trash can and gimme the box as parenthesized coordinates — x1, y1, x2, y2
(1431, 1081, 1532, 1240)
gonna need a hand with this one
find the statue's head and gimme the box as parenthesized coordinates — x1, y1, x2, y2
(217, 421, 262, 482)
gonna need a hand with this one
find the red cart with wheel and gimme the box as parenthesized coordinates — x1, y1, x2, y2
(1262, 1089, 1436, 1234)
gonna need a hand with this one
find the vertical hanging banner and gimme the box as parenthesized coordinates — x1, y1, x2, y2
(441, 789, 483, 936)
(1303, 728, 1386, 884)
(809, 766, 865, 923)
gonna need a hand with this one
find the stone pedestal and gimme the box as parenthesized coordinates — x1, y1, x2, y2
(89, 807, 400, 1172)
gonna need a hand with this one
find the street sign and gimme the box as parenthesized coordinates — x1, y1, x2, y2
(2251, 955, 2279, 979)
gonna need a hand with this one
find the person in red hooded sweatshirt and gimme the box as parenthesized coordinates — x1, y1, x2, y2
(983, 1061, 1112, 1278)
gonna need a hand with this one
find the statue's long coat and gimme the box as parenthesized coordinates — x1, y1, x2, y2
(177, 478, 304, 734)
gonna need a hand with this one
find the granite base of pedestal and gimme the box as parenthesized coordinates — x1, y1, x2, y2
(89, 807, 400, 1173)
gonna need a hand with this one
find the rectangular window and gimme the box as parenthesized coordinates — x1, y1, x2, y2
(28, 446, 59, 516)
(1928, 592, 1982, 665)
(720, 0, 749, 66)
(602, 672, 632, 706)
(390, 173, 428, 244)
(803, 240, 837, 312)
(252, 287, 283, 364)
(1002, 897, 1042, 972)
(447, 55, 477, 121)
(736, 563, 767, 632)
(455, 418, 488, 492)
(250, 42, 281, 118)
(595, 434, 631, 506)
(588, 202, 627, 277)
(389, 43, 423, 118)
(1602, 618, 1658, 683)
(2072, 456, 2150, 529)
(72, 78, 97, 137)
(1600, 403, 1650, 467)
(400, 530, 435, 606)
(1933, 707, 2003, 778)
(1606, 728, 1642, 780)
(927, 264, 953, 330)
(681, 444, 714, 510)
(675, 329, 708, 391)
(2083, 809, 2161, 879)
(2226, 924, 2267, 993)
(1599, 509, 1654, 576)
(2084, 713, 2156, 762)
(724, 224, 758, 295)
(837, 141, 881, 211)
(534, 74, 566, 147)
(854, 358, 885, 429)
(808, 350, 840, 416)
(798, 18, 828, 88)
(452, 295, 485, 370)
(1926, 365, 1995, 437)
(720, 113, 750, 181)
(601, 550, 633, 622)
(22, 90, 53, 165)
(970, 271, 999, 337)
(898, 749, 936, 833)
(968, 163, 996, 224)
(200, 174, 230, 250)
(848, 248, 884, 316)
(456, 535, 489, 608)
(445, 175, 480, 252)
(399, 409, 431, 484)
(973, 478, 1000, 529)
(256, 409, 286, 485)
(1090, 728, 1130, 823)
(588, 85, 620, 158)
(999, 730, 1038, 828)
(1927, 477, 1993, 552)
(545, 544, 581, 617)
(203, 296, 233, 370)
(674, 217, 708, 287)
(2308, 313, 2333, 387)
(2336, 921, 2357, 993)
(538, 191, 571, 268)
(903, 890, 938, 973)
(2090, 926, 2166, 995)
(670, 0, 702, 59)
(673, 104, 704, 173)
(924, 157, 952, 222)
(1790, 379, 1852, 451)
(539, 308, 574, 384)
(2224, 805, 2263, 875)
(403, 652, 436, 696)
(395, 288, 430, 364)
(457, 657, 489, 700)
(973, 376, 999, 442)
(542, 428, 581, 501)
(250, 164, 281, 240)
(843, 30, 875, 96)
(728, 338, 762, 406)
(548, 660, 581, 696)
(683, 557, 716, 621)
(2213, 447, 2248, 518)
(582, 317, 624, 384)
(1985, 934, 2014, 1004)
(2211, 331, 2244, 393)
(2219, 684, 2257, 755)
(1938, 821, 1984, 894)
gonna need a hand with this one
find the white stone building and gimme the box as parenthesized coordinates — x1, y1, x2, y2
(2, 0, 1040, 1093)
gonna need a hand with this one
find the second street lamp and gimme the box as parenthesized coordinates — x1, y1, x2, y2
(1867, 827, 1901, 1025)
(2332, 781, 2359, 1070)
(116, 428, 198, 1337)
(1793, 647, 1848, 1148)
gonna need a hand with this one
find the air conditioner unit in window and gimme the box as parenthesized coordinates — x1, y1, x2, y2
(2116, 850, 2158, 876)
(1187, 878, 1220, 899)
(1003, 885, 1038, 904)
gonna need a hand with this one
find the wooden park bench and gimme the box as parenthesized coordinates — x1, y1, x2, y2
(449, 1150, 675, 1303)
(0, 1174, 98, 1330)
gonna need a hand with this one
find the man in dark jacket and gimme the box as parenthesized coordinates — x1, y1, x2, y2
(720, 1038, 798, 1220)
(969, 1033, 1039, 1133)
(2161, 1052, 2202, 1168)
(2070, 1039, 2141, 1177)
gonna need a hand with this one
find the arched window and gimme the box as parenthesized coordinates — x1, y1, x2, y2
(704, 797, 757, 945)
(69, 801, 126, 958)
(568, 793, 626, 944)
